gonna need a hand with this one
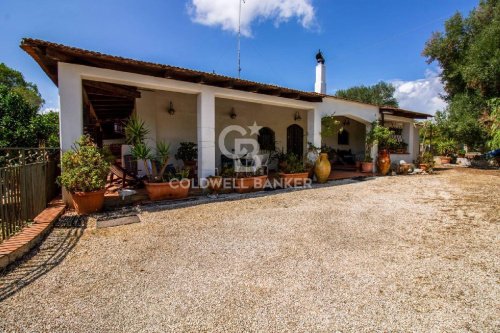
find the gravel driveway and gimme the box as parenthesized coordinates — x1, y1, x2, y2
(0, 168, 498, 332)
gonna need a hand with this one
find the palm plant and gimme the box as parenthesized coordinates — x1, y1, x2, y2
(125, 116, 171, 182)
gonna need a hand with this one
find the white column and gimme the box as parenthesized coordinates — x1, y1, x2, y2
(197, 88, 216, 180)
(58, 63, 83, 152)
(307, 108, 322, 149)
(58, 63, 83, 204)
(408, 122, 416, 161)
(366, 123, 378, 173)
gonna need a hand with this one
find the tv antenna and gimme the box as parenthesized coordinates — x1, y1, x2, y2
(237, 0, 245, 78)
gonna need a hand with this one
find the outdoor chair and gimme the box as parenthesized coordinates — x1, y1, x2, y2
(253, 153, 270, 174)
(108, 163, 142, 190)
(234, 157, 255, 176)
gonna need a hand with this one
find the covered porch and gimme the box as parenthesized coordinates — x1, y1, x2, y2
(19, 39, 323, 185)
(321, 115, 368, 170)
(65, 77, 320, 183)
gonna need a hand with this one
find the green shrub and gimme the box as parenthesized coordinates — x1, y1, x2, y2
(435, 139, 457, 156)
(125, 117, 172, 182)
(58, 135, 110, 193)
(364, 121, 396, 161)
(282, 152, 306, 173)
(175, 142, 197, 162)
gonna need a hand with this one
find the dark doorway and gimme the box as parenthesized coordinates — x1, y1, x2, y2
(338, 129, 349, 145)
(258, 127, 275, 152)
(287, 124, 304, 157)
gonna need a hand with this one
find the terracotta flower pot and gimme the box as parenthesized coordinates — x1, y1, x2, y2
(145, 180, 190, 201)
(234, 176, 268, 193)
(314, 153, 331, 183)
(377, 149, 391, 176)
(207, 176, 223, 193)
(183, 160, 197, 178)
(71, 189, 106, 215)
(361, 162, 373, 173)
(419, 163, 429, 171)
(279, 172, 310, 187)
(355, 161, 362, 171)
(440, 156, 451, 164)
(253, 175, 268, 191)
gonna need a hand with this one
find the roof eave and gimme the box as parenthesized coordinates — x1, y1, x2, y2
(20, 38, 323, 103)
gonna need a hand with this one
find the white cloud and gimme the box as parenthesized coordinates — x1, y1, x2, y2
(188, 0, 316, 37)
(392, 69, 447, 115)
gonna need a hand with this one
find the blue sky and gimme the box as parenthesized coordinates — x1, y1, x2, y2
(0, 0, 478, 113)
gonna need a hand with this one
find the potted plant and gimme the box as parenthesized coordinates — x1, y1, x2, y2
(361, 155, 373, 173)
(273, 147, 288, 171)
(233, 167, 268, 193)
(145, 168, 190, 200)
(375, 124, 397, 175)
(306, 143, 320, 178)
(418, 152, 435, 171)
(436, 139, 456, 164)
(59, 135, 110, 214)
(362, 124, 375, 173)
(279, 152, 310, 187)
(125, 117, 190, 201)
(219, 167, 235, 193)
(206, 174, 223, 194)
(175, 142, 197, 176)
(364, 121, 396, 175)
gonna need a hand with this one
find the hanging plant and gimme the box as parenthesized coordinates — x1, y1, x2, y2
(320, 115, 341, 137)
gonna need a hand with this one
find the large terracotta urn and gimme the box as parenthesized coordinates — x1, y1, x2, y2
(377, 149, 391, 176)
(314, 153, 331, 183)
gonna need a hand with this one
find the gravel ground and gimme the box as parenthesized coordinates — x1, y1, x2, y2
(0, 168, 498, 332)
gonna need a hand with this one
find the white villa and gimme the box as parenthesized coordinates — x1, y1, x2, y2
(21, 38, 431, 179)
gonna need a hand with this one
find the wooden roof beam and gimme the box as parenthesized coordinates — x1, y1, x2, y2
(83, 80, 141, 99)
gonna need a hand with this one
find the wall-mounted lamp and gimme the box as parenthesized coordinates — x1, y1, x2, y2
(294, 111, 302, 121)
(230, 107, 237, 119)
(342, 118, 350, 126)
(167, 101, 175, 115)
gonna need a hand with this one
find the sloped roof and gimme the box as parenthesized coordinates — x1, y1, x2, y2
(20, 38, 432, 119)
(20, 38, 323, 102)
(379, 106, 432, 119)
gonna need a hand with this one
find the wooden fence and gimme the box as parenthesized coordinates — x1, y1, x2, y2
(0, 149, 60, 243)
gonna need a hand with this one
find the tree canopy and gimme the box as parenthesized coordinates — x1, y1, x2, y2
(0, 63, 59, 148)
(423, 0, 500, 149)
(335, 81, 399, 107)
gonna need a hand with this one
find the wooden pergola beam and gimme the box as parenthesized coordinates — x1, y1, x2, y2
(83, 80, 141, 99)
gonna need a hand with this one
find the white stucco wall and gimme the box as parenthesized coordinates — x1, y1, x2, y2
(384, 115, 419, 163)
(215, 98, 308, 170)
(134, 90, 310, 171)
(318, 97, 379, 124)
(136, 90, 198, 159)
(57, 62, 423, 177)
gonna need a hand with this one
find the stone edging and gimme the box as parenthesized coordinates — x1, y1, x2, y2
(0, 199, 66, 270)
